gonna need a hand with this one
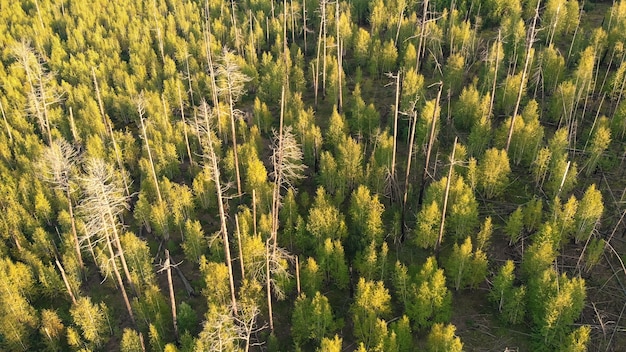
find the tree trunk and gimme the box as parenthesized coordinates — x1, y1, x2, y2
(66, 188, 83, 269)
(100, 189, 137, 297)
(419, 83, 443, 206)
(505, 0, 540, 152)
(227, 84, 243, 195)
(165, 250, 179, 340)
(336, 3, 343, 112)
(437, 137, 457, 254)
(266, 238, 274, 332)
(177, 83, 194, 168)
(488, 30, 501, 119)
(236, 215, 245, 279)
(201, 103, 238, 315)
(68, 107, 79, 143)
(1, 99, 13, 142)
(56, 259, 77, 304)
(391, 72, 400, 181)
(105, 232, 136, 325)
(138, 108, 163, 204)
(416, 0, 429, 71)
(402, 109, 418, 234)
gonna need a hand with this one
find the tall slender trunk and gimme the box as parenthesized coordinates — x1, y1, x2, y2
(68, 107, 78, 143)
(93, 68, 130, 196)
(0, 101, 12, 143)
(236, 215, 245, 279)
(391, 72, 401, 181)
(436, 137, 457, 253)
(488, 30, 501, 118)
(56, 258, 77, 304)
(419, 83, 443, 206)
(165, 250, 178, 339)
(204, 3, 223, 139)
(336, 2, 343, 112)
(402, 108, 418, 233)
(416, 0, 429, 71)
(201, 103, 238, 314)
(105, 231, 136, 325)
(227, 83, 242, 195)
(266, 238, 274, 331)
(177, 83, 194, 168)
(66, 188, 83, 269)
(101, 185, 137, 297)
(139, 112, 163, 205)
(505, 0, 540, 152)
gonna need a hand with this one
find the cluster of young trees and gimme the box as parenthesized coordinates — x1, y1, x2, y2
(0, 0, 625, 351)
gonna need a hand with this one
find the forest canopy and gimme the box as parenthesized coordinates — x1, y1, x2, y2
(0, 0, 625, 351)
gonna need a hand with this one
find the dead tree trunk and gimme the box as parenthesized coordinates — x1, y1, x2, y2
(177, 83, 194, 168)
(138, 101, 163, 204)
(419, 83, 443, 206)
(164, 250, 179, 340)
(436, 137, 457, 254)
(200, 102, 238, 315)
(505, 0, 540, 152)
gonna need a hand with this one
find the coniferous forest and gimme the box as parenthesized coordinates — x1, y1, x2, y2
(2, 0, 626, 350)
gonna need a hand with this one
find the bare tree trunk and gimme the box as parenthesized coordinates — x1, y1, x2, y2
(138, 105, 163, 204)
(392, 72, 401, 181)
(177, 83, 194, 168)
(295, 255, 301, 295)
(227, 85, 243, 195)
(436, 137, 457, 253)
(165, 250, 179, 340)
(200, 103, 238, 315)
(204, 3, 223, 139)
(402, 109, 418, 232)
(152, 0, 165, 63)
(66, 188, 83, 269)
(0, 100, 13, 142)
(105, 232, 136, 325)
(336, 2, 343, 112)
(236, 215, 245, 279)
(56, 259, 77, 304)
(505, 0, 540, 152)
(419, 83, 443, 206)
(416, 0, 429, 71)
(266, 239, 274, 331)
(230, 0, 242, 54)
(303, 0, 308, 54)
(93, 68, 130, 196)
(100, 188, 137, 297)
(488, 30, 501, 119)
(321, 0, 327, 99)
(68, 107, 79, 143)
(253, 189, 258, 236)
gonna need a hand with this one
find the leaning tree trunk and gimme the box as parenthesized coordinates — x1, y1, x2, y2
(200, 102, 238, 315)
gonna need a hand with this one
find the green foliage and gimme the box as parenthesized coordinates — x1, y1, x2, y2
(505, 207, 524, 245)
(444, 236, 488, 290)
(70, 297, 110, 349)
(351, 278, 392, 348)
(120, 329, 143, 352)
(317, 334, 343, 352)
(406, 257, 452, 330)
(426, 323, 463, 352)
(349, 185, 385, 248)
(478, 148, 511, 198)
(292, 292, 337, 346)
